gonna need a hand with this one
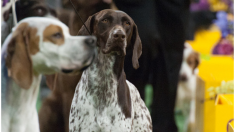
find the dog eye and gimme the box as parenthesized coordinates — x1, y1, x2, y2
(34, 7, 46, 16)
(52, 32, 62, 39)
(125, 21, 130, 26)
(102, 19, 109, 23)
(188, 61, 193, 65)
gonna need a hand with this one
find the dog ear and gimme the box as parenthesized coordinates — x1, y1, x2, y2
(78, 14, 96, 35)
(193, 52, 200, 70)
(131, 23, 142, 69)
(5, 23, 33, 89)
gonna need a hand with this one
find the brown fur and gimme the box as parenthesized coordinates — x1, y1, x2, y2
(39, 74, 81, 132)
(5, 22, 39, 89)
(68, 10, 150, 132)
(58, 0, 114, 35)
(43, 24, 64, 45)
(39, 73, 81, 132)
(39, 2, 116, 132)
(1, 0, 57, 44)
(79, 10, 142, 117)
(187, 52, 199, 73)
(26, 26, 40, 55)
(130, 24, 142, 69)
(115, 58, 132, 118)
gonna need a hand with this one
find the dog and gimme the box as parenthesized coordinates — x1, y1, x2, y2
(175, 43, 200, 132)
(39, 1, 117, 132)
(69, 9, 152, 132)
(1, 0, 59, 101)
(1, 17, 96, 132)
(2, 0, 57, 44)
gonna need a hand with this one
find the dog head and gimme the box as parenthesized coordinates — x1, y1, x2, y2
(78, 9, 142, 69)
(3, 0, 57, 22)
(4, 17, 96, 89)
(179, 43, 200, 82)
(2, 0, 58, 45)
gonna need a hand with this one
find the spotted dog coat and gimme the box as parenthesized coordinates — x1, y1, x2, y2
(69, 9, 152, 132)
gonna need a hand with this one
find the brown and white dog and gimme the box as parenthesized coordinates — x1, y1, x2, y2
(1, 17, 96, 132)
(69, 9, 152, 132)
(39, 1, 117, 132)
(175, 43, 200, 132)
(2, 0, 57, 44)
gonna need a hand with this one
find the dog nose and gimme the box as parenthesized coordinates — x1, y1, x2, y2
(113, 30, 125, 40)
(85, 37, 95, 47)
(179, 74, 187, 81)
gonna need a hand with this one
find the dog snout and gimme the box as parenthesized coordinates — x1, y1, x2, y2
(85, 37, 96, 47)
(113, 30, 125, 41)
(179, 74, 187, 81)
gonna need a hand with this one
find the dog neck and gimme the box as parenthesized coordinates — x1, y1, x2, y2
(82, 49, 131, 118)
(2, 63, 42, 112)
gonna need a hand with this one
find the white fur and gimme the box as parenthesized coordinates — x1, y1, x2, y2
(175, 43, 198, 132)
(1, 17, 96, 132)
(69, 51, 152, 132)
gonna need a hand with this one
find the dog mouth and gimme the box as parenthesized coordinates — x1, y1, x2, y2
(103, 49, 126, 57)
(102, 39, 127, 56)
(61, 65, 89, 74)
(81, 65, 89, 71)
(61, 69, 74, 74)
(61, 53, 96, 74)
(83, 52, 96, 65)
(81, 53, 96, 70)
(102, 45, 126, 56)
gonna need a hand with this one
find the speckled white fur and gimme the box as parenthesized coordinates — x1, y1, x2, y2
(69, 49, 152, 132)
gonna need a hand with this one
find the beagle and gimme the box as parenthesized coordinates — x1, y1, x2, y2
(175, 43, 200, 132)
(1, 17, 96, 132)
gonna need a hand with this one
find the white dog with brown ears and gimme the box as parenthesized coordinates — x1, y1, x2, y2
(175, 43, 200, 132)
(1, 17, 96, 132)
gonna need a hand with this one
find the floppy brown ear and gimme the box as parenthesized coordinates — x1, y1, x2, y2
(78, 13, 96, 35)
(193, 52, 200, 70)
(131, 24, 142, 69)
(5, 23, 33, 89)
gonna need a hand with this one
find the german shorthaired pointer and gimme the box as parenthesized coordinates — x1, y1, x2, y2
(69, 9, 152, 132)
(39, 1, 116, 132)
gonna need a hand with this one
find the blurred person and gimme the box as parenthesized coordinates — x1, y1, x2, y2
(113, 0, 190, 132)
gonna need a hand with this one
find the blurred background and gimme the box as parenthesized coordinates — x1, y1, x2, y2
(1, 0, 234, 132)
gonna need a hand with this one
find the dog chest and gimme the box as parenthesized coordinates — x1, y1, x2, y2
(70, 89, 133, 132)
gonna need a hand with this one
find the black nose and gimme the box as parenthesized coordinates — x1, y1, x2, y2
(113, 30, 125, 41)
(179, 74, 187, 81)
(85, 38, 95, 47)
